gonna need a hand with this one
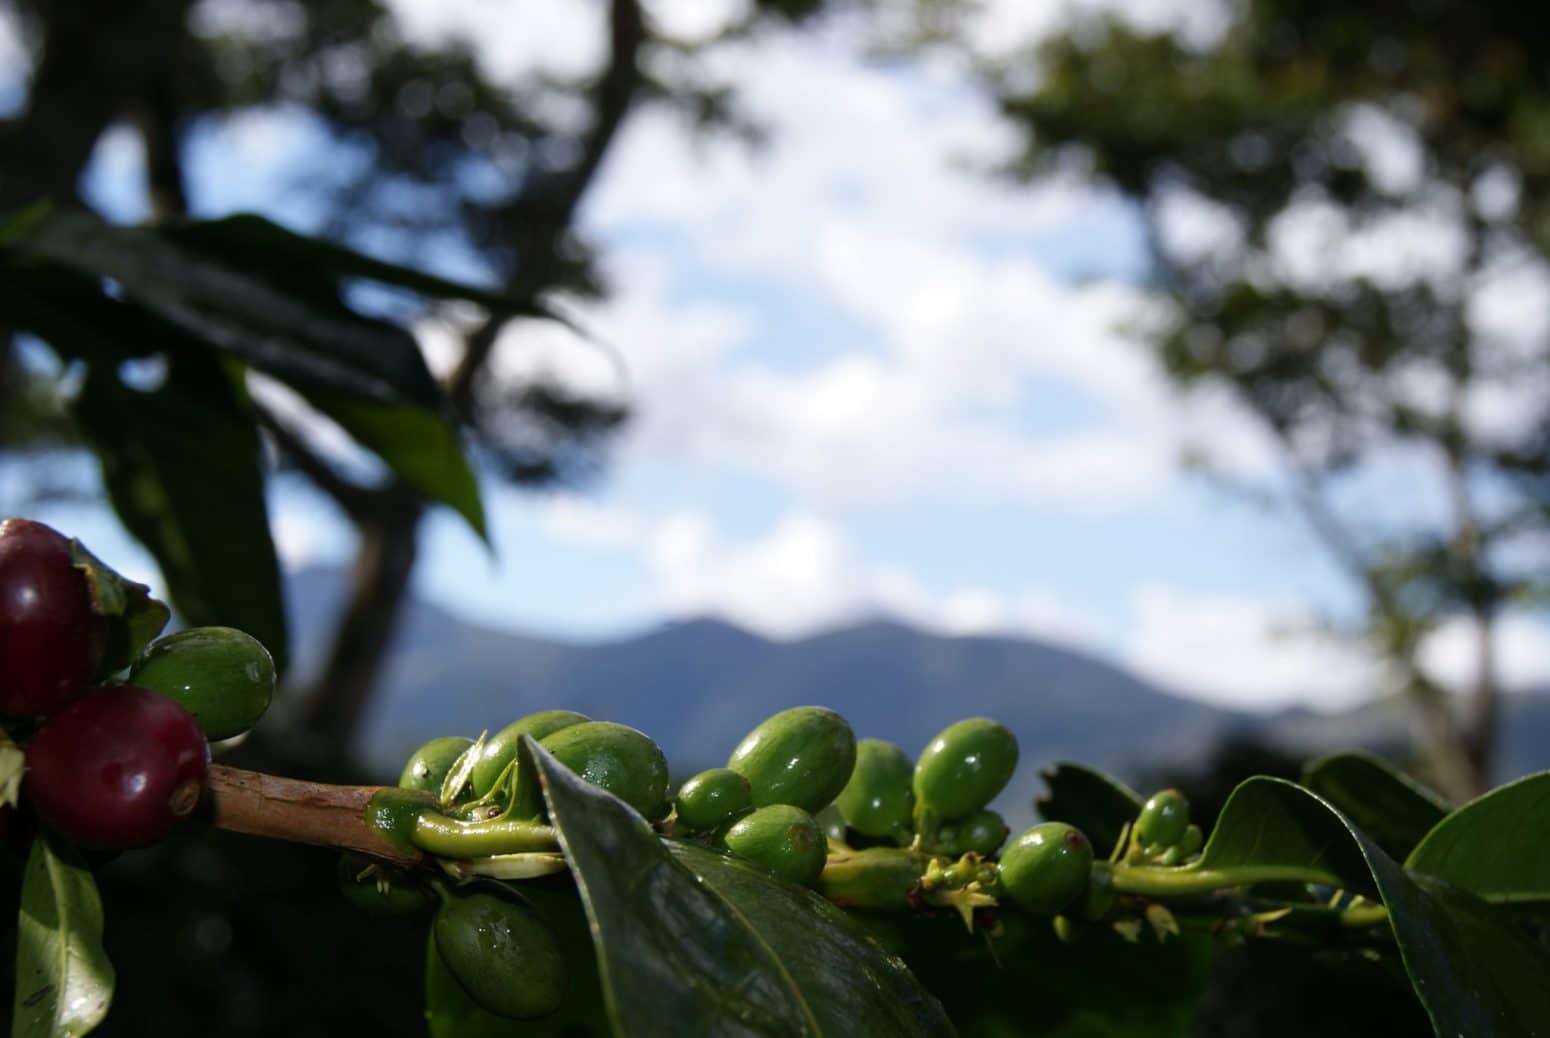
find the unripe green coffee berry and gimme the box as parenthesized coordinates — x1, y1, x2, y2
(723, 804, 827, 887)
(400, 736, 475, 794)
(127, 626, 276, 740)
(674, 768, 753, 831)
(913, 718, 1018, 820)
(1179, 823, 1203, 857)
(727, 707, 857, 812)
(946, 809, 1009, 857)
(336, 852, 430, 917)
(470, 710, 591, 797)
(1135, 789, 1190, 849)
(834, 739, 914, 841)
(998, 822, 1093, 916)
(540, 721, 671, 820)
(434, 888, 566, 1019)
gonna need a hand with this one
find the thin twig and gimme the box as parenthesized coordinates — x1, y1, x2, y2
(200, 764, 423, 869)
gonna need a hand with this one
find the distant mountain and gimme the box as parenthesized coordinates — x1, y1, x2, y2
(284, 570, 1250, 826)
(285, 569, 1550, 825)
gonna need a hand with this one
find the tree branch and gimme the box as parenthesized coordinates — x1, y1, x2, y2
(252, 401, 385, 522)
(445, 0, 648, 415)
(201, 764, 423, 869)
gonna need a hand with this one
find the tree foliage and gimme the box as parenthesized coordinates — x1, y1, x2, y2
(981, 0, 1550, 796)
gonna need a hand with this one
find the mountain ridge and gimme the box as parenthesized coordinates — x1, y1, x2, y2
(283, 568, 1549, 820)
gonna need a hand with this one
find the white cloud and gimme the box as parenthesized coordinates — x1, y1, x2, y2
(383, 0, 604, 83)
(964, 0, 1232, 60)
(537, 494, 642, 548)
(642, 509, 1102, 645)
(1419, 613, 1550, 694)
(1128, 584, 1550, 711)
(1127, 585, 1380, 710)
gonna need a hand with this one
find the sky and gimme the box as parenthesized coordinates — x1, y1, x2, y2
(7, 0, 1550, 713)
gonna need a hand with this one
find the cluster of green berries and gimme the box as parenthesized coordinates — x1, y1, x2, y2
(1128, 788, 1203, 866)
(362, 701, 1220, 1018)
(0, 518, 275, 851)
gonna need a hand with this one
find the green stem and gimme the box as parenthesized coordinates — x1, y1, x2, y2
(412, 813, 560, 858)
(1109, 862, 1343, 897)
(1338, 904, 1390, 929)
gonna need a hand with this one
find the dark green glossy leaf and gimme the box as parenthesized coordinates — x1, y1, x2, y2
(168, 214, 537, 313)
(1189, 777, 1550, 1034)
(1301, 751, 1448, 862)
(424, 882, 607, 1037)
(1371, 859, 1550, 1035)
(853, 910, 1208, 1037)
(303, 391, 486, 539)
(74, 351, 288, 672)
(15, 208, 442, 408)
(12, 835, 114, 1038)
(1191, 777, 1376, 894)
(1036, 762, 1143, 857)
(527, 737, 819, 1037)
(1405, 771, 1550, 904)
(667, 843, 955, 1037)
(67, 539, 171, 677)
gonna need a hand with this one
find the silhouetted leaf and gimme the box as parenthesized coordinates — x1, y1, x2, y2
(303, 392, 486, 539)
(168, 214, 537, 313)
(15, 208, 442, 408)
(74, 352, 288, 671)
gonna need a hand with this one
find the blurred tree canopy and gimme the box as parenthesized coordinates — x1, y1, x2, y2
(978, 0, 1550, 796)
(0, 0, 826, 755)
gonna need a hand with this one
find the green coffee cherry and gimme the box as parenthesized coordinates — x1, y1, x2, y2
(470, 710, 591, 797)
(834, 739, 914, 841)
(727, 707, 857, 812)
(674, 768, 753, 832)
(399, 736, 475, 794)
(1179, 823, 1203, 857)
(434, 887, 566, 1019)
(913, 718, 1018, 820)
(998, 822, 1093, 916)
(336, 852, 430, 917)
(1135, 789, 1190, 849)
(127, 626, 275, 740)
(942, 809, 1009, 857)
(818, 847, 927, 909)
(540, 721, 671, 820)
(722, 804, 827, 887)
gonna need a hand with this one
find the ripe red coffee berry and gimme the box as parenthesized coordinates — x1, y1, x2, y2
(25, 685, 209, 849)
(0, 519, 104, 717)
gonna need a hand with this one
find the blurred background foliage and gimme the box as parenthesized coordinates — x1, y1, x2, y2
(0, 0, 824, 756)
(966, 0, 1550, 800)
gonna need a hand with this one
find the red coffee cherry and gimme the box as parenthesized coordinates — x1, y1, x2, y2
(0, 519, 104, 717)
(25, 685, 209, 849)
